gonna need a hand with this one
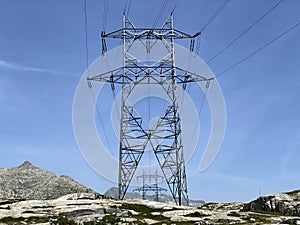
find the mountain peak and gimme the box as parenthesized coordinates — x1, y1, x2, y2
(19, 161, 35, 168)
(0, 161, 97, 200)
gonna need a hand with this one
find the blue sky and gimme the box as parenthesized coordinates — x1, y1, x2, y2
(0, 0, 300, 203)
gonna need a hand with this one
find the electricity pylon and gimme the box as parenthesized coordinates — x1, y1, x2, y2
(88, 13, 210, 206)
(133, 170, 167, 201)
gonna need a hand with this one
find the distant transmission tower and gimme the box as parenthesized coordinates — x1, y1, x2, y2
(88, 13, 210, 206)
(133, 170, 167, 201)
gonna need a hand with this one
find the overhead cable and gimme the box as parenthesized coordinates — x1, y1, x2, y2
(195, 0, 231, 54)
(124, 0, 132, 15)
(84, 0, 89, 68)
(207, 0, 284, 64)
(153, 0, 170, 28)
(200, 0, 232, 33)
(216, 22, 300, 78)
(84, 0, 113, 152)
(102, 0, 108, 31)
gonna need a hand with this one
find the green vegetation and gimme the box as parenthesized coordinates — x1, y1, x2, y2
(119, 203, 180, 224)
(0, 215, 80, 225)
(82, 221, 97, 225)
(0, 199, 23, 206)
(119, 203, 202, 224)
(98, 215, 121, 225)
(239, 210, 289, 224)
(199, 202, 218, 210)
(253, 210, 284, 216)
(227, 211, 240, 217)
(185, 211, 207, 217)
(56, 215, 76, 225)
(0, 216, 50, 224)
(120, 203, 156, 214)
(281, 218, 299, 224)
(81, 216, 121, 225)
(120, 203, 168, 219)
(285, 190, 300, 196)
(246, 212, 272, 223)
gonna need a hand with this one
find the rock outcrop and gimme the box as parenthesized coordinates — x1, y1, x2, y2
(0, 161, 97, 200)
(1, 196, 299, 224)
(243, 190, 300, 216)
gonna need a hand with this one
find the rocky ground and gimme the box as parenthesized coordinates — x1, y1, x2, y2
(0, 191, 300, 224)
(1, 162, 299, 224)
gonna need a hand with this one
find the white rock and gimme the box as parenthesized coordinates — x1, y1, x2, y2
(121, 217, 137, 222)
(142, 218, 159, 224)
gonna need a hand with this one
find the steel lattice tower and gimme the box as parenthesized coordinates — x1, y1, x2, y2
(133, 170, 167, 201)
(88, 13, 211, 206)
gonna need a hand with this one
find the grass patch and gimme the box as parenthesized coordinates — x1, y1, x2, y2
(119, 203, 170, 222)
(199, 202, 218, 210)
(91, 203, 201, 224)
(0, 200, 21, 206)
(253, 210, 284, 216)
(0, 217, 25, 224)
(282, 218, 300, 224)
(0, 216, 50, 224)
(120, 203, 155, 214)
(81, 216, 121, 225)
(185, 211, 207, 217)
(163, 222, 196, 225)
(56, 215, 76, 225)
(246, 212, 272, 223)
(98, 215, 121, 225)
(227, 211, 240, 217)
(285, 190, 300, 196)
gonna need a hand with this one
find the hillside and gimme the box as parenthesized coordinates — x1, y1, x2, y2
(0, 161, 97, 200)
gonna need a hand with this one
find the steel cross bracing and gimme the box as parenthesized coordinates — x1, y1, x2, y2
(133, 170, 167, 201)
(88, 13, 212, 206)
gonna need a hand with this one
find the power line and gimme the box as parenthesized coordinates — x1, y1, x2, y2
(200, 0, 232, 33)
(153, 0, 170, 28)
(171, 0, 179, 13)
(84, 0, 112, 152)
(84, 0, 89, 68)
(207, 0, 284, 64)
(101, 0, 108, 55)
(216, 22, 300, 78)
(124, 0, 128, 13)
(186, 81, 210, 154)
(89, 87, 113, 153)
(124, 0, 132, 15)
(195, 0, 231, 54)
(102, 0, 108, 31)
(198, 82, 210, 115)
(127, 0, 132, 15)
(195, 36, 202, 55)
